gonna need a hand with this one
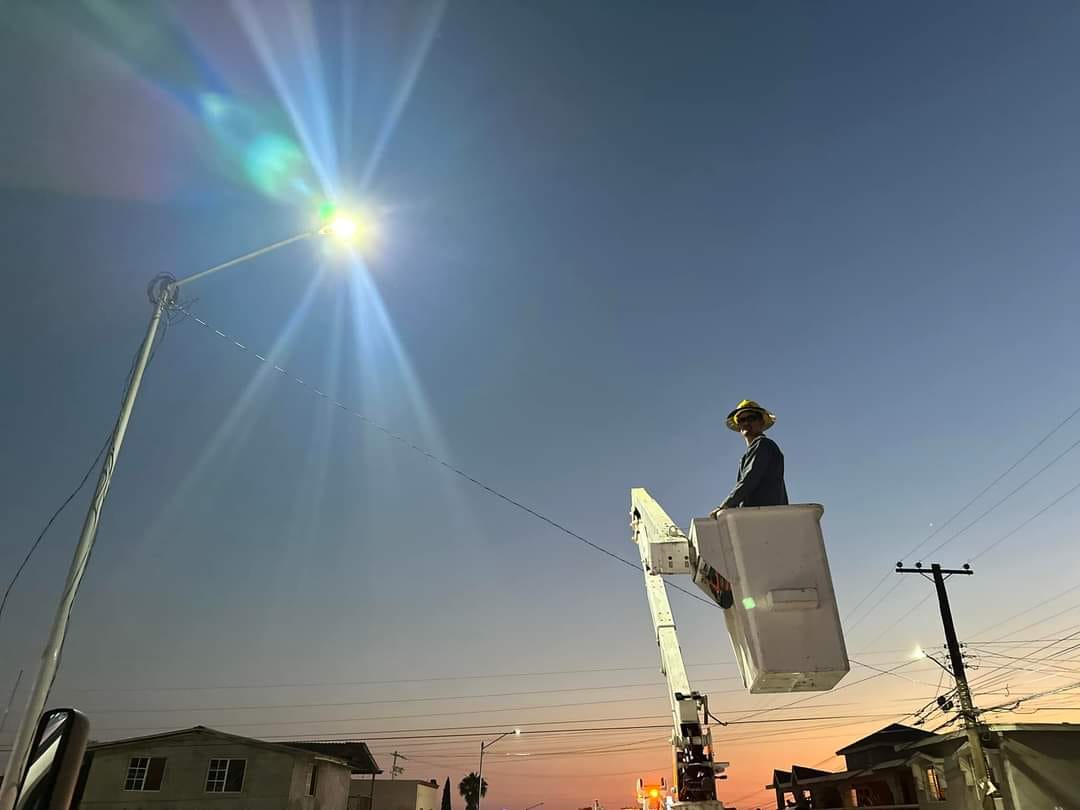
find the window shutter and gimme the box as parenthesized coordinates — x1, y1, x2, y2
(145, 758, 166, 790)
(225, 760, 246, 792)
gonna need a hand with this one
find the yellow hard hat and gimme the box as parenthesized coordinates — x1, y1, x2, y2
(725, 399, 776, 432)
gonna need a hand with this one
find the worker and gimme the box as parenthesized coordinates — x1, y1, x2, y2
(704, 400, 788, 609)
(711, 399, 788, 513)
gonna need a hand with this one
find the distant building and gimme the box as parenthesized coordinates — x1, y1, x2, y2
(766, 721, 1080, 809)
(75, 726, 380, 810)
(348, 778, 439, 810)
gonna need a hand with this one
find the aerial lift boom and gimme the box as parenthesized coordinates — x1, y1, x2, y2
(630, 487, 848, 809)
(631, 490, 727, 810)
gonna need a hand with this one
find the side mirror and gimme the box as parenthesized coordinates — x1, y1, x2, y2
(13, 709, 90, 810)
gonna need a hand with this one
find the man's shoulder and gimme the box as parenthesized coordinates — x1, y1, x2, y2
(757, 435, 783, 454)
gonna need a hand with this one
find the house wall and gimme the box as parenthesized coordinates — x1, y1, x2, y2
(78, 734, 351, 810)
(938, 751, 978, 810)
(348, 779, 438, 810)
(289, 757, 353, 810)
(999, 731, 1080, 810)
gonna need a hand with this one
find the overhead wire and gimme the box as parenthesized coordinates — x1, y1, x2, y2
(919, 432, 1080, 561)
(74, 675, 746, 714)
(56, 660, 739, 694)
(3, 283, 186, 718)
(173, 305, 717, 608)
(842, 401, 1080, 631)
(0, 291, 179, 629)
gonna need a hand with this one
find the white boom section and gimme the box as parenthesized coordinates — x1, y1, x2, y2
(631, 490, 697, 733)
(631, 488, 726, 809)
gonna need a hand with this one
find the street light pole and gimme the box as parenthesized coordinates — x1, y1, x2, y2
(0, 282, 171, 810)
(0, 220, 354, 810)
(476, 729, 519, 810)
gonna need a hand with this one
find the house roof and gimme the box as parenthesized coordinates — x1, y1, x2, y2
(777, 768, 870, 788)
(835, 723, 936, 756)
(87, 726, 372, 772)
(792, 765, 832, 779)
(283, 741, 382, 774)
(901, 722, 1080, 751)
(767, 765, 833, 789)
(768, 769, 792, 788)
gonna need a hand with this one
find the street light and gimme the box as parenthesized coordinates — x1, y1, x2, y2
(321, 213, 359, 239)
(477, 729, 520, 810)
(0, 212, 363, 810)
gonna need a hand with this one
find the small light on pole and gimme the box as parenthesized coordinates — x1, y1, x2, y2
(320, 214, 360, 239)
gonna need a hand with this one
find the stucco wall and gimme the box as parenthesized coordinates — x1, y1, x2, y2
(78, 733, 350, 810)
(1001, 731, 1080, 810)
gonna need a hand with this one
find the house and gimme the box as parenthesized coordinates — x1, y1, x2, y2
(766, 721, 1080, 809)
(75, 726, 381, 810)
(348, 778, 439, 810)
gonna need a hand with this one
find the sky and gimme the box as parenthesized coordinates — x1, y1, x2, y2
(3, 1, 1080, 808)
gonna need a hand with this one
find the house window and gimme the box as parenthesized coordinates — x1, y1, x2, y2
(307, 763, 319, 796)
(206, 759, 246, 793)
(926, 767, 946, 801)
(124, 757, 166, 791)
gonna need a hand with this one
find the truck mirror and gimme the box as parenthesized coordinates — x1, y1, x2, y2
(13, 708, 89, 810)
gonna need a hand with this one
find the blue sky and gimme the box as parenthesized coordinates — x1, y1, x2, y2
(3, 2, 1080, 807)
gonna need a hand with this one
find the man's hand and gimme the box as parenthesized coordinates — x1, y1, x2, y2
(710, 506, 726, 520)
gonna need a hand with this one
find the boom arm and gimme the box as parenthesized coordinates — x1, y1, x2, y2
(631, 489, 727, 807)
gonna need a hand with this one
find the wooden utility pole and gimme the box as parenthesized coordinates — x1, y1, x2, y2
(390, 751, 406, 779)
(896, 562, 993, 809)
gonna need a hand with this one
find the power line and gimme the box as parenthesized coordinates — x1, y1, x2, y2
(841, 401, 1080, 630)
(59, 650, 926, 695)
(920, 433, 1080, 561)
(70, 675, 746, 715)
(0, 306, 178, 629)
(57, 661, 739, 694)
(93, 697, 934, 746)
(968, 628, 1080, 695)
(0, 437, 110, 627)
(968, 588, 1080, 645)
(969, 475, 1080, 562)
(844, 578, 906, 634)
(87, 694, 706, 733)
(850, 516, 1080, 664)
(176, 307, 716, 608)
(981, 678, 1080, 714)
(727, 659, 924, 724)
(26, 714, 911, 751)
(65, 658, 924, 716)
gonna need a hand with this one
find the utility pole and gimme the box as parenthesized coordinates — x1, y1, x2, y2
(896, 562, 994, 808)
(390, 751, 406, 779)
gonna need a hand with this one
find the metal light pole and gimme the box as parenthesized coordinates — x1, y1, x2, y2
(0, 217, 360, 810)
(476, 729, 520, 810)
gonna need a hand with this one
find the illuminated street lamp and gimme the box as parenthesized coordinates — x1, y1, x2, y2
(0, 209, 365, 810)
(321, 213, 359, 239)
(477, 729, 520, 810)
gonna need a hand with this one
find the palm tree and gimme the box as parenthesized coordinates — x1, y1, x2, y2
(458, 772, 487, 810)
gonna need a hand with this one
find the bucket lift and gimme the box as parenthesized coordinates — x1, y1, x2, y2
(630, 489, 848, 809)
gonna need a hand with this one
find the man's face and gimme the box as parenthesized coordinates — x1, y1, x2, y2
(736, 411, 764, 439)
